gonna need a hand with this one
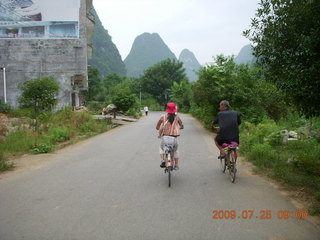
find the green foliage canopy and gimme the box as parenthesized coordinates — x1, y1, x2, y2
(140, 59, 187, 106)
(171, 79, 192, 112)
(112, 86, 138, 112)
(86, 67, 102, 102)
(18, 77, 59, 113)
(191, 55, 287, 124)
(244, 0, 320, 117)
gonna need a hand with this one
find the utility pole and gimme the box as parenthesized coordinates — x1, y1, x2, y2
(0, 67, 6, 103)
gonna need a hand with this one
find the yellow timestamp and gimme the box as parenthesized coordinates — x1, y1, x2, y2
(211, 210, 309, 220)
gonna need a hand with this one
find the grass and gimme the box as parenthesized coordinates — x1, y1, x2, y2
(240, 116, 320, 215)
(0, 107, 114, 164)
(0, 152, 13, 172)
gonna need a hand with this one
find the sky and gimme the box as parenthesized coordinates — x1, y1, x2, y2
(92, 0, 261, 66)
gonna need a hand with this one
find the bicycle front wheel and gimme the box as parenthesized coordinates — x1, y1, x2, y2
(168, 168, 171, 187)
(220, 156, 226, 173)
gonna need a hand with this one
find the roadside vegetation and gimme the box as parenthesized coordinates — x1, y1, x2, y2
(0, 105, 113, 171)
(0, 77, 114, 172)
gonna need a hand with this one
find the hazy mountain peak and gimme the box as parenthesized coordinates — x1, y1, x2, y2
(234, 44, 256, 65)
(124, 32, 177, 78)
(178, 49, 201, 82)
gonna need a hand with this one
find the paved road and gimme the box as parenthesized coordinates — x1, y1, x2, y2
(0, 112, 319, 240)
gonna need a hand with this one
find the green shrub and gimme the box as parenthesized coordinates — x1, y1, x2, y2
(45, 126, 70, 143)
(189, 104, 215, 128)
(0, 152, 12, 171)
(126, 107, 141, 118)
(18, 77, 59, 113)
(278, 112, 309, 129)
(248, 143, 279, 168)
(7, 108, 36, 118)
(86, 101, 105, 112)
(0, 101, 11, 113)
(31, 143, 53, 154)
(80, 122, 95, 133)
(240, 119, 281, 153)
(0, 159, 13, 171)
(142, 97, 162, 111)
(112, 87, 138, 112)
(0, 131, 35, 153)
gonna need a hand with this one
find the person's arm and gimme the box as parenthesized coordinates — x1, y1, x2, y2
(237, 113, 241, 125)
(156, 117, 163, 130)
(211, 115, 219, 129)
(178, 117, 184, 129)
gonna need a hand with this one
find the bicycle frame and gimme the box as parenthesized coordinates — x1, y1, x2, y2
(164, 145, 174, 168)
(221, 142, 238, 183)
(163, 144, 175, 187)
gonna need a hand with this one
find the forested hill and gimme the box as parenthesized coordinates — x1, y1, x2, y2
(89, 8, 127, 77)
(178, 49, 201, 82)
(124, 32, 177, 78)
(234, 44, 256, 65)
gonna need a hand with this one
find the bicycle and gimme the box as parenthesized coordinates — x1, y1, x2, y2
(219, 141, 238, 183)
(163, 144, 175, 187)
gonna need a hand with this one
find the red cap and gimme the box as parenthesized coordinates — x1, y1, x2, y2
(165, 102, 177, 113)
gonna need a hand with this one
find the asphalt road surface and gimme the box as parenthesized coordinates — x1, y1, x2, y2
(0, 111, 319, 240)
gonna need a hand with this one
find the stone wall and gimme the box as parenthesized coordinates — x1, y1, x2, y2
(0, 0, 94, 109)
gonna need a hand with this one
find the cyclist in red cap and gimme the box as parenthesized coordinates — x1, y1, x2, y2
(156, 102, 184, 170)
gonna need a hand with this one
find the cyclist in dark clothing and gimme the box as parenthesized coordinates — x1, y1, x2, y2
(211, 100, 241, 157)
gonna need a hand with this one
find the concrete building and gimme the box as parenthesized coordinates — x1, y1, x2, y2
(0, 0, 94, 109)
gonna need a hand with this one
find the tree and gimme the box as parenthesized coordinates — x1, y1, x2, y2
(86, 67, 103, 102)
(171, 79, 192, 112)
(191, 55, 287, 123)
(18, 77, 59, 113)
(140, 59, 187, 106)
(112, 86, 138, 112)
(244, 0, 320, 117)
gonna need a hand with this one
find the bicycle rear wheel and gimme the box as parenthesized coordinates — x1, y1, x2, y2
(228, 151, 237, 183)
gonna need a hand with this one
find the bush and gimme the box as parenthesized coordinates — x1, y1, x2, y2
(0, 131, 36, 153)
(45, 126, 70, 143)
(240, 119, 281, 153)
(18, 77, 59, 113)
(248, 143, 279, 168)
(7, 108, 36, 118)
(189, 104, 215, 128)
(112, 88, 138, 112)
(240, 116, 320, 215)
(80, 121, 96, 133)
(0, 101, 11, 113)
(86, 101, 105, 113)
(31, 143, 53, 154)
(142, 97, 162, 111)
(126, 107, 140, 118)
(0, 159, 13, 171)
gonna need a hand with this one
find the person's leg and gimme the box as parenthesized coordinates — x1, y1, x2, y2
(159, 138, 165, 167)
(173, 138, 179, 169)
(214, 135, 225, 156)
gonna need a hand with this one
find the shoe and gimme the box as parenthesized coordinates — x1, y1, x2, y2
(174, 166, 179, 170)
(160, 162, 166, 168)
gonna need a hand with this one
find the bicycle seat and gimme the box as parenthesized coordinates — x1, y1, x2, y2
(222, 141, 238, 149)
(164, 145, 174, 151)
